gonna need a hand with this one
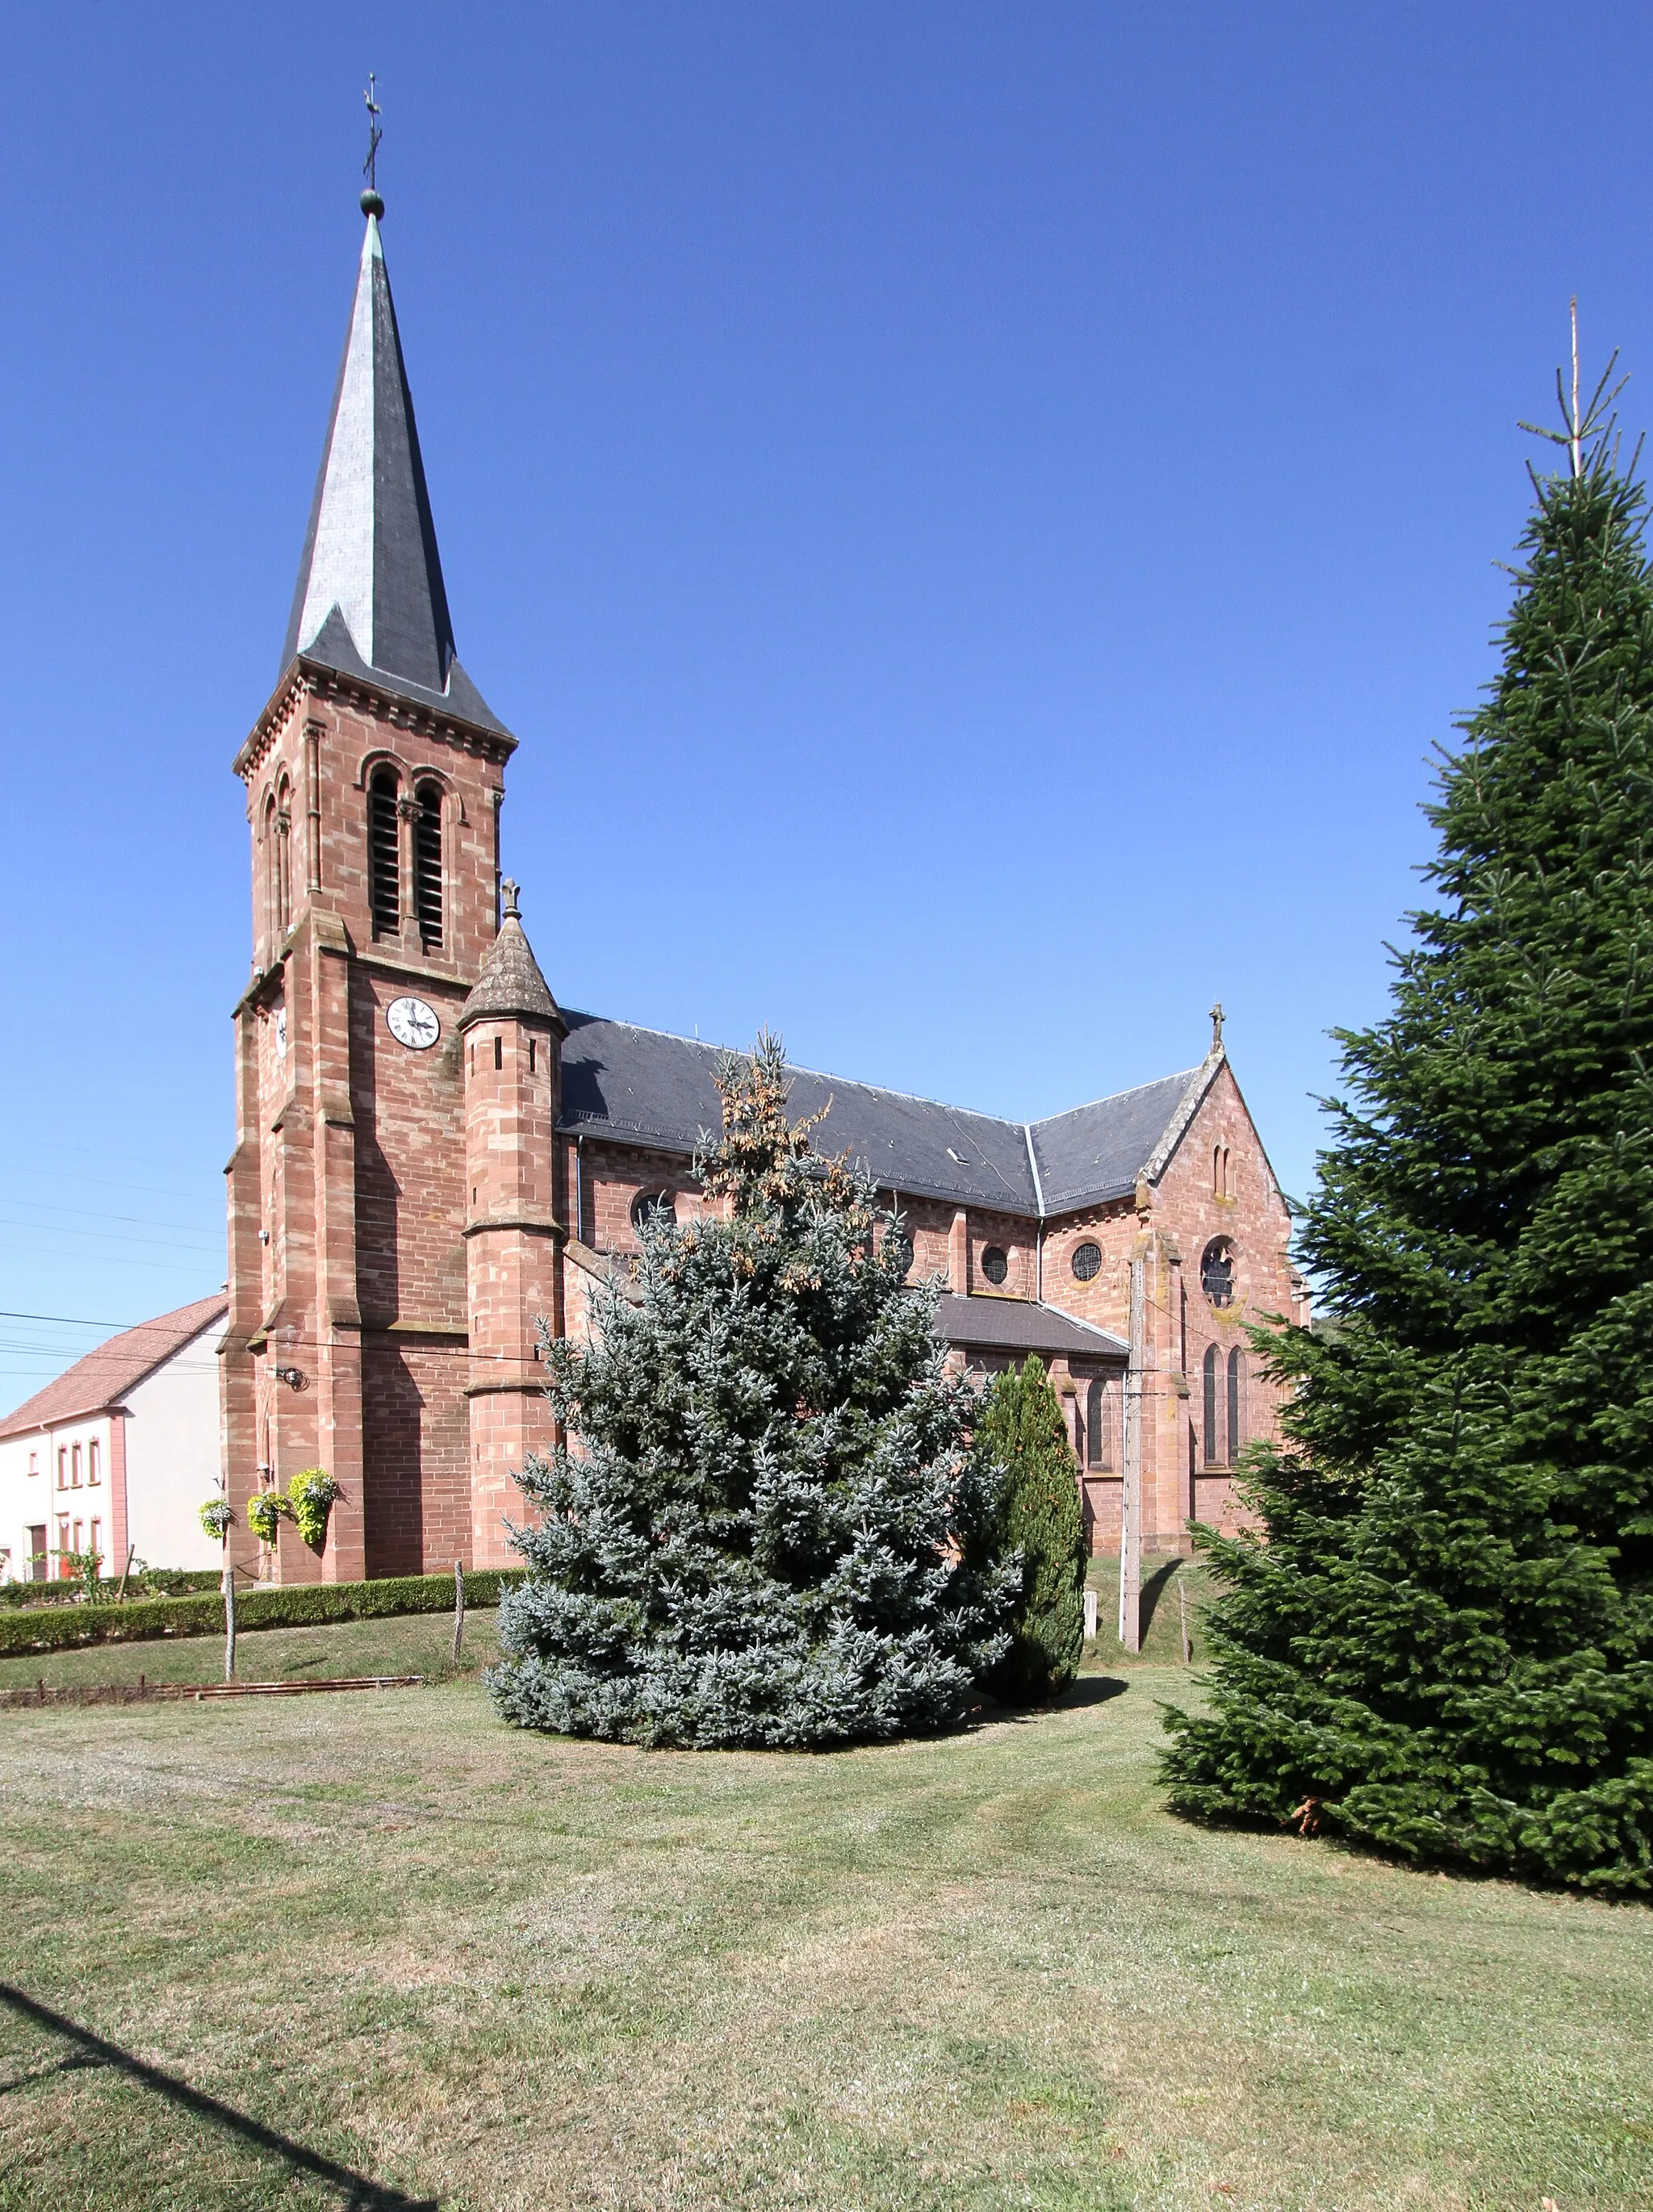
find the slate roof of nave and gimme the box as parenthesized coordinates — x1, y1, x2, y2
(558, 1011, 1210, 1219)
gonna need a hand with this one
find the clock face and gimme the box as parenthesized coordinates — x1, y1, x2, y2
(274, 1007, 287, 1060)
(387, 996, 440, 1051)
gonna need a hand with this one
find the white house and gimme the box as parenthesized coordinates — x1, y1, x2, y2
(0, 1294, 227, 1582)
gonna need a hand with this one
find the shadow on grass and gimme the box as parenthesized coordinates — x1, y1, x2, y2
(1138, 1556, 1183, 1641)
(977, 1675, 1131, 1728)
(0, 1983, 437, 2208)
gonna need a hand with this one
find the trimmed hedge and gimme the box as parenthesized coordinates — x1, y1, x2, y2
(1, 1569, 223, 1610)
(0, 1568, 525, 1657)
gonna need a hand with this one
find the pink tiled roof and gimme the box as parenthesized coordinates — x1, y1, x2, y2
(0, 1294, 227, 1441)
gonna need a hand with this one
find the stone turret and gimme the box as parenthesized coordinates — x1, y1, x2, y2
(458, 882, 565, 1564)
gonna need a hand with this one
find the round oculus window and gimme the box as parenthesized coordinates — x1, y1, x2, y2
(1070, 1240, 1103, 1283)
(981, 1246, 1009, 1286)
(631, 1190, 677, 1232)
(1201, 1238, 1236, 1308)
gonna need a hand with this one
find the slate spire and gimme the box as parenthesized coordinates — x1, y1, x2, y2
(282, 202, 508, 734)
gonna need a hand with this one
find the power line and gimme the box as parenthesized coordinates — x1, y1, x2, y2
(2, 1197, 222, 1238)
(0, 1307, 156, 1330)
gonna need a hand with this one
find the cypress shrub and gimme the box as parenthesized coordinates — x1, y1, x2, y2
(972, 1356, 1086, 1700)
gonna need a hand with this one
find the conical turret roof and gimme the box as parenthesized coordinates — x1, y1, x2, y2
(459, 882, 564, 1034)
(282, 207, 510, 738)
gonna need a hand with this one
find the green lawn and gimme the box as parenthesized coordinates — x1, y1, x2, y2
(0, 1607, 500, 1691)
(2, 1608, 1648, 2210)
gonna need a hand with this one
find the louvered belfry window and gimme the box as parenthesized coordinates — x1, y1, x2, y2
(368, 767, 400, 935)
(415, 782, 443, 947)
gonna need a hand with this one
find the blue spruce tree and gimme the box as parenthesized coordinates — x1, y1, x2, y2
(490, 1034, 1015, 1748)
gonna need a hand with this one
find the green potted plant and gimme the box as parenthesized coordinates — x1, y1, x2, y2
(288, 1469, 341, 1549)
(246, 1488, 292, 1546)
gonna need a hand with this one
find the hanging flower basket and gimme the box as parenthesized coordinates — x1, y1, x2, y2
(288, 1468, 341, 1549)
(246, 1489, 293, 1546)
(199, 1498, 234, 1543)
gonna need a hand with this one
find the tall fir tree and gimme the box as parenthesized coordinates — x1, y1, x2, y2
(1162, 377, 1653, 1892)
(971, 1357, 1087, 1700)
(490, 1035, 1015, 1749)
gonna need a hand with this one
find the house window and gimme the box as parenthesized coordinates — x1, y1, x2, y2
(71, 1445, 82, 1488)
(89, 1519, 101, 1567)
(88, 1440, 100, 1486)
(368, 766, 400, 935)
(1228, 1346, 1245, 1461)
(56, 1517, 69, 1577)
(27, 1450, 37, 1478)
(981, 1246, 1009, 1286)
(1086, 1377, 1116, 1470)
(1203, 1344, 1221, 1467)
(415, 781, 443, 947)
(1201, 1238, 1235, 1309)
(631, 1190, 677, 1233)
(71, 1520, 83, 1557)
(57, 1449, 66, 1490)
(1070, 1240, 1102, 1283)
(27, 1525, 47, 1582)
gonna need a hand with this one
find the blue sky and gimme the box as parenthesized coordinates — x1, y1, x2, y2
(3, 2, 1652, 1397)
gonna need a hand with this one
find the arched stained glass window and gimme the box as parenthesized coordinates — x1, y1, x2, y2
(1203, 1344, 1220, 1467)
(1086, 1376, 1117, 1471)
(1228, 1345, 1245, 1461)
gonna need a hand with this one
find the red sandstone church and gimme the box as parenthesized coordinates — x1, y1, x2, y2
(221, 193, 1308, 1590)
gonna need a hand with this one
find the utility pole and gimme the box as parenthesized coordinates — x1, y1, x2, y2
(1119, 1254, 1144, 1652)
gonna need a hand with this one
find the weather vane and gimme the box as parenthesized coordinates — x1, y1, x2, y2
(362, 73, 383, 200)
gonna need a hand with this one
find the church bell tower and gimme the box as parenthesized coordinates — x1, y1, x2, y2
(220, 187, 560, 1586)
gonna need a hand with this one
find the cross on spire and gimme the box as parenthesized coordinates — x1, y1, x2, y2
(362, 74, 383, 192)
(1210, 1001, 1225, 1052)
